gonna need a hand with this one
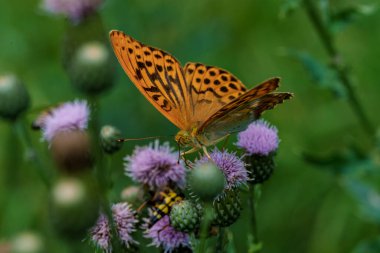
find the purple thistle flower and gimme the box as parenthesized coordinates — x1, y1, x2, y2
(42, 0, 102, 23)
(42, 100, 89, 143)
(236, 120, 279, 156)
(195, 149, 248, 189)
(90, 214, 111, 253)
(112, 203, 138, 248)
(124, 141, 186, 190)
(90, 203, 138, 252)
(145, 216, 190, 253)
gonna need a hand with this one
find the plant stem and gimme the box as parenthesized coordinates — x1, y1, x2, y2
(14, 118, 51, 189)
(303, 0, 374, 137)
(248, 185, 261, 253)
(88, 97, 122, 251)
(215, 228, 226, 253)
(197, 204, 213, 253)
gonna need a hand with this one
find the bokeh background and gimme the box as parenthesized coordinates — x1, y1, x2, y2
(1, 0, 380, 252)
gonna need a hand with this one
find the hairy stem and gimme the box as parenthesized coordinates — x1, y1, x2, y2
(303, 0, 374, 136)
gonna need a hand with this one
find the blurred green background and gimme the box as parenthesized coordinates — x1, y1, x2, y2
(1, 0, 380, 252)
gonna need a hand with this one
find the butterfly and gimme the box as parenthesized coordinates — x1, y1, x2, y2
(109, 30, 293, 156)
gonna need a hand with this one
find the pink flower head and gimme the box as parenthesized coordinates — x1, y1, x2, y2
(195, 149, 248, 189)
(112, 203, 138, 248)
(236, 120, 279, 156)
(42, 100, 89, 143)
(145, 216, 190, 253)
(42, 0, 102, 22)
(90, 203, 138, 252)
(124, 141, 186, 190)
(90, 214, 111, 252)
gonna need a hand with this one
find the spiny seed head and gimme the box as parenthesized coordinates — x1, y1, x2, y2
(170, 200, 201, 233)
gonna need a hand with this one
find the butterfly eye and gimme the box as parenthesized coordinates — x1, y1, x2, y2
(175, 130, 192, 146)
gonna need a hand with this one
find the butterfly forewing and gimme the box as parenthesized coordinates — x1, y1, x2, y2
(109, 30, 191, 129)
(184, 63, 248, 126)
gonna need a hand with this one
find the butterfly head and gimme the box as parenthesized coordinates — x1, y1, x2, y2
(175, 130, 194, 147)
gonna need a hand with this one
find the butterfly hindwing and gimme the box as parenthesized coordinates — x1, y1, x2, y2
(198, 78, 292, 141)
(109, 30, 191, 129)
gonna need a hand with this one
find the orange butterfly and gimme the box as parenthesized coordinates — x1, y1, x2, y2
(109, 30, 293, 156)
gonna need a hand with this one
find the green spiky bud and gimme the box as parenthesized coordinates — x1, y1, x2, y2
(245, 154, 275, 184)
(68, 41, 114, 95)
(170, 200, 202, 232)
(212, 188, 242, 227)
(0, 74, 30, 121)
(100, 125, 123, 154)
(189, 162, 225, 202)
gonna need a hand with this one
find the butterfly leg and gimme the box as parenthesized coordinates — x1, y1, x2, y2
(202, 146, 212, 160)
(184, 157, 194, 169)
(180, 147, 200, 156)
(180, 147, 199, 169)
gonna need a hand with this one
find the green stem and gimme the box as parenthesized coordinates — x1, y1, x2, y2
(88, 97, 121, 251)
(197, 204, 213, 253)
(215, 228, 226, 253)
(303, 0, 374, 137)
(14, 118, 51, 188)
(248, 185, 261, 253)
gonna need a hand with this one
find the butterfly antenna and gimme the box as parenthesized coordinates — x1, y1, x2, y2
(177, 142, 181, 164)
(117, 135, 174, 143)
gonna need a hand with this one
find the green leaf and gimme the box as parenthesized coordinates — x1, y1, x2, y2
(343, 172, 380, 224)
(279, 0, 302, 19)
(330, 4, 378, 33)
(285, 50, 346, 98)
(352, 236, 380, 253)
(303, 143, 375, 177)
(247, 234, 263, 253)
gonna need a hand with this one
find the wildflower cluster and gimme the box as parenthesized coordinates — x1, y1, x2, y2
(30, 101, 280, 252)
(87, 119, 280, 252)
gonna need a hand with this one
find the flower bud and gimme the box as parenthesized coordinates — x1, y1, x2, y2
(68, 41, 114, 95)
(0, 74, 30, 121)
(245, 154, 275, 184)
(51, 130, 93, 172)
(189, 162, 225, 202)
(212, 188, 242, 227)
(170, 200, 201, 233)
(50, 176, 99, 238)
(100, 125, 123, 154)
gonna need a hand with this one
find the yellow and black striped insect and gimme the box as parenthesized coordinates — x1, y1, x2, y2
(148, 187, 184, 225)
(31, 104, 62, 130)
